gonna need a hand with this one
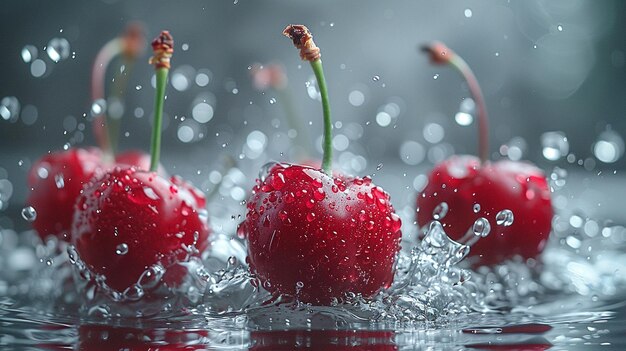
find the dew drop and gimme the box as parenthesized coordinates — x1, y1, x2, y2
(432, 202, 448, 220)
(495, 209, 514, 226)
(21, 206, 37, 222)
(473, 203, 481, 213)
(115, 243, 129, 255)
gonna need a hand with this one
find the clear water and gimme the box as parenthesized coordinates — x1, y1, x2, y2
(1, 163, 625, 349)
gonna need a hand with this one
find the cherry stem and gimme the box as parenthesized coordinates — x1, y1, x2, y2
(423, 42, 489, 164)
(310, 59, 333, 174)
(91, 24, 145, 160)
(91, 38, 121, 159)
(150, 68, 168, 172)
(283, 24, 332, 174)
(149, 31, 173, 172)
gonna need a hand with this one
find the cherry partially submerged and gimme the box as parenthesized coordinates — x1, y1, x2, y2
(416, 42, 553, 265)
(240, 25, 402, 304)
(71, 31, 209, 294)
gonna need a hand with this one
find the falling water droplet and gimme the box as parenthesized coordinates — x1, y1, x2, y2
(433, 74, 440, 80)
(21, 206, 37, 222)
(550, 167, 568, 189)
(541, 131, 569, 161)
(472, 217, 491, 237)
(372, 75, 380, 81)
(495, 210, 514, 226)
(21, 45, 38, 63)
(54, 173, 65, 189)
(90, 99, 107, 117)
(432, 202, 449, 220)
(115, 243, 129, 255)
(46, 38, 70, 63)
(376, 163, 383, 171)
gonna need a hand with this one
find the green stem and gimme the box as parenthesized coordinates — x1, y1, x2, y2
(448, 55, 489, 164)
(150, 68, 168, 172)
(309, 59, 332, 174)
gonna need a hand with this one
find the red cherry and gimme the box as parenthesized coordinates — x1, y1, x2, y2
(72, 167, 209, 293)
(417, 41, 553, 265)
(26, 148, 103, 240)
(241, 163, 402, 304)
(416, 155, 553, 265)
(26, 148, 159, 241)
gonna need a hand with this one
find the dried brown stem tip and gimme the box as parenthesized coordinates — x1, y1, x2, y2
(421, 41, 453, 65)
(149, 30, 174, 70)
(122, 22, 146, 59)
(282, 24, 321, 62)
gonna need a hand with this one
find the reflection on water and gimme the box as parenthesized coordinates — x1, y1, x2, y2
(2, 297, 625, 349)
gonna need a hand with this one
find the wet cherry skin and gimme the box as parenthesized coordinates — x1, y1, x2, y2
(26, 148, 103, 240)
(416, 155, 553, 265)
(240, 163, 402, 304)
(26, 148, 160, 241)
(72, 167, 209, 293)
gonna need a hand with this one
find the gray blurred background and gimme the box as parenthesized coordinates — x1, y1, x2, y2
(1, 0, 625, 229)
